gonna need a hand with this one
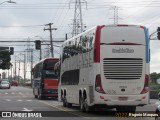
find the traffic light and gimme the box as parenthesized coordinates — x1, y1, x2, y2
(157, 27, 160, 40)
(10, 47, 14, 55)
(35, 40, 41, 50)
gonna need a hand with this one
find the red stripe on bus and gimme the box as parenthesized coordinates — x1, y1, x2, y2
(94, 25, 105, 63)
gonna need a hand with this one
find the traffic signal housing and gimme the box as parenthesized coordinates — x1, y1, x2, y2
(35, 40, 41, 50)
(10, 47, 14, 55)
(157, 27, 160, 40)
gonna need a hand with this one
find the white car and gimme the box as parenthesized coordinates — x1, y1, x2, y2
(0, 81, 10, 89)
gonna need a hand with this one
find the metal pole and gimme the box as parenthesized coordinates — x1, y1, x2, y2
(44, 23, 57, 58)
(10, 64, 12, 81)
(24, 54, 26, 85)
(31, 49, 33, 88)
(49, 23, 54, 58)
(40, 47, 42, 60)
(14, 56, 16, 80)
(18, 60, 20, 84)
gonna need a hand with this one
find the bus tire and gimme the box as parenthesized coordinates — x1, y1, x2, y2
(38, 91, 43, 100)
(79, 97, 85, 112)
(84, 98, 93, 112)
(35, 95, 38, 98)
(66, 103, 72, 108)
(38, 95, 43, 100)
(63, 97, 67, 107)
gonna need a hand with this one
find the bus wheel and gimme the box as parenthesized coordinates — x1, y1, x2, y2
(35, 95, 38, 98)
(66, 100, 72, 108)
(38, 94, 43, 100)
(79, 97, 85, 112)
(63, 97, 67, 107)
(84, 98, 92, 112)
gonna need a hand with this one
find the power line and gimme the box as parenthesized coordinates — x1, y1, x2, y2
(0, 25, 44, 28)
(0, 40, 64, 42)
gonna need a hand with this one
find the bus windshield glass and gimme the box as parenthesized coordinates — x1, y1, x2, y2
(43, 59, 58, 79)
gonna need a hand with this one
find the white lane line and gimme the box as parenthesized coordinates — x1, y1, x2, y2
(155, 101, 160, 105)
(26, 100, 32, 102)
(21, 108, 32, 112)
(5, 93, 8, 94)
(5, 99, 11, 101)
(17, 100, 22, 101)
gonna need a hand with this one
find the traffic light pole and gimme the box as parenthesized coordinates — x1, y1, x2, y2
(40, 47, 42, 60)
(149, 31, 157, 40)
(149, 27, 160, 40)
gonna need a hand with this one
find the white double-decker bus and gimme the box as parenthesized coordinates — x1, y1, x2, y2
(58, 24, 150, 112)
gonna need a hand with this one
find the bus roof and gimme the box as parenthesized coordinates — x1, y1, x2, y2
(62, 24, 146, 45)
(34, 58, 59, 66)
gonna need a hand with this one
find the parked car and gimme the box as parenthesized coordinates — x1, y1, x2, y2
(11, 81, 18, 86)
(0, 81, 10, 89)
(150, 84, 160, 99)
(2, 78, 10, 83)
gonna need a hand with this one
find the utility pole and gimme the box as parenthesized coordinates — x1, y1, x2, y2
(30, 49, 33, 88)
(14, 56, 16, 80)
(44, 23, 57, 58)
(18, 60, 20, 84)
(10, 63, 12, 81)
(70, 0, 87, 36)
(23, 54, 26, 86)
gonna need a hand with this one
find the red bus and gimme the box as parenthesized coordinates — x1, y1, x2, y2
(32, 58, 59, 100)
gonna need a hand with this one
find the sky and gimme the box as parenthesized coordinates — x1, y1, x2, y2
(0, 0, 160, 78)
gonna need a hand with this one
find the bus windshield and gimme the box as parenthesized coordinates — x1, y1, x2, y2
(43, 59, 58, 79)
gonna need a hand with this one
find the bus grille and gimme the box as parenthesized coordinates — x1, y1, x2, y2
(103, 58, 143, 80)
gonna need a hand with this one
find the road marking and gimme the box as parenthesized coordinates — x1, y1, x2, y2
(39, 101, 96, 119)
(155, 101, 160, 105)
(5, 93, 8, 94)
(17, 100, 22, 101)
(21, 108, 32, 112)
(5, 99, 11, 101)
(19, 92, 27, 97)
(26, 100, 32, 101)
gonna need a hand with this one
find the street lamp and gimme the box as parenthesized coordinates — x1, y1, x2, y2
(0, 0, 16, 5)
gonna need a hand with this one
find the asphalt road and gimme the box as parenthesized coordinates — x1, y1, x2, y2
(0, 86, 158, 120)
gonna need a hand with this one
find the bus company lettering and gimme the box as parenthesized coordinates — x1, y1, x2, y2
(112, 48, 134, 53)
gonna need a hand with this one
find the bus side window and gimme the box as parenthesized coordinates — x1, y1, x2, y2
(89, 36, 93, 51)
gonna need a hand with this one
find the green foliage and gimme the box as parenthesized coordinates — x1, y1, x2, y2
(150, 72, 159, 84)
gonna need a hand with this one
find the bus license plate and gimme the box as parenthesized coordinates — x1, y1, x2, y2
(118, 97, 128, 101)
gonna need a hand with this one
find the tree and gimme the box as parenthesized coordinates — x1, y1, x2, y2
(150, 72, 158, 84)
